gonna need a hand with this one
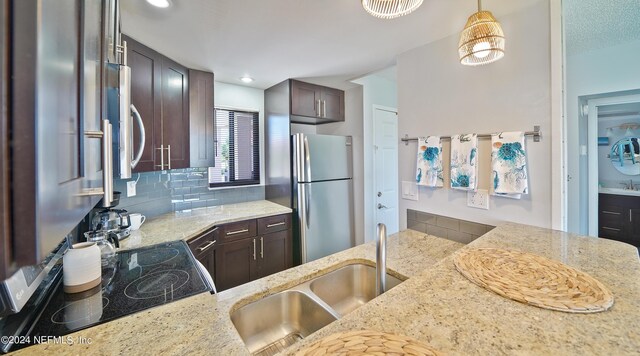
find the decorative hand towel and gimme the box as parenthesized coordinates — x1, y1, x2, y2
(416, 136, 443, 187)
(450, 134, 478, 191)
(491, 132, 529, 195)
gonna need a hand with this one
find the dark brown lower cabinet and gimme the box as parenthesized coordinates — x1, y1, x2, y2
(215, 238, 257, 291)
(599, 193, 640, 247)
(197, 213, 292, 292)
(257, 230, 291, 279)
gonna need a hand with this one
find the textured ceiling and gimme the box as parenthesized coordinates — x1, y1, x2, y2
(564, 0, 640, 56)
(121, 0, 540, 89)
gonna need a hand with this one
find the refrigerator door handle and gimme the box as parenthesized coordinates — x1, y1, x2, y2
(304, 136, 311, 181)
(304, 185, 310, 229)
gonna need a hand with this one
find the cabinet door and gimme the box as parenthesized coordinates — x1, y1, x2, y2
(215, 238, 257, 291)
(0, 0, 10, 279)
(193, 247, 216, 285)
(258, 230, 292, 279)
(161, 57, 190, 170)
(188, 69, 215, 168)
(321, 87, 345, 121)
(291, 80, 320, 118)
(629, 209, 640, 246)
(125, 36, 162, 173)
(11, 0, 106, 267)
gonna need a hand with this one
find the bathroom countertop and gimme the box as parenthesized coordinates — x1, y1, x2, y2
(13, 223, 640, 355)
(118, 200, 292, 251)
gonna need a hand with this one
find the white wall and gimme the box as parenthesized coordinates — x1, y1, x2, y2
(565, 39, 640, 234)
(316, 87, 365, 245)
(396, 0, 552, 229)
(352, 74, 398, 242)
(213, 82, 265, 184)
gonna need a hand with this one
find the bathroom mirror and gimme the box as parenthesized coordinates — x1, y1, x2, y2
(610, 137, 640, 175)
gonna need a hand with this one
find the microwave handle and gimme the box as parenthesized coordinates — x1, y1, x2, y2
(130, 104, 145, 168)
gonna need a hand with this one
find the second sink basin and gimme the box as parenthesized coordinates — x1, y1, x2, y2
(230, 263, 406, 355)
(230, 290, 337, 356)
(310, 264, 403, 316)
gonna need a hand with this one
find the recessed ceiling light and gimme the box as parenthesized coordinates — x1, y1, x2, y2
(240, 76, 254, 83)
(146, 0, 171, 8)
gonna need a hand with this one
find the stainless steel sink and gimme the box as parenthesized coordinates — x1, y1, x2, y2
(230, 263, 406, 356)
(230, 290, 337, 356)
(309, 264, 403, 316)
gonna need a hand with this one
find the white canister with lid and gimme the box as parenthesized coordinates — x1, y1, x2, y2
(63, 242, 102, 293)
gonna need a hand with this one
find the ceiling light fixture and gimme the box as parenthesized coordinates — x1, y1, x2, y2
(361, 0, 424, 19)
(458, 0, 505, 66)
(240, 76, 254, 83)
(146, 0, 171, 8)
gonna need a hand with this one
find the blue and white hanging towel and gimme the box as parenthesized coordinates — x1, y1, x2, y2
(491, 131, 528, 197)
(450, 134, 478, 191)
(416, 136, 443, 187)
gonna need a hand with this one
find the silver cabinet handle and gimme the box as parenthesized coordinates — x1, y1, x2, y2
(130, 104, 145, 168)
(266, 221, 285, 228)
(166, 144, 171, 170)
(77, 120, 113, 206)
(252, 239, 256, 260)
(601, 211, 620, 215)
(322, 100, 326, 118)
(102, 120, 114, 207)
(155, 145, 164, 169)
(602, 227, 621, 232)
(197, 240, 216, 252)
(260, 237, 264, 259)
(316, 99, 321, 117)
(226, 228, 249, 236)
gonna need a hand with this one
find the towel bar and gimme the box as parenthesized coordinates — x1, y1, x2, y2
(401, 126, 541, 146)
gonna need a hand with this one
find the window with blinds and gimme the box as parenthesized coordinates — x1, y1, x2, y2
(209, 108, 260, 187)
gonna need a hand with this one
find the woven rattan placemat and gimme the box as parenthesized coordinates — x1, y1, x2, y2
(453, 248, 614, 313)
(296, 330, 441, 356)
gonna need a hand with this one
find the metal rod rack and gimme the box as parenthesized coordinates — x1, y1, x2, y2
(401, 126, 541, 146)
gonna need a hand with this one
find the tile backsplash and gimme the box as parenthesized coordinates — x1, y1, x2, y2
(114, 168, 265, 218)
(406, 209, 495, 244)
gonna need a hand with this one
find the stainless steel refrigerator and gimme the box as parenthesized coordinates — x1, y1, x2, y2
(293, 133, 355, 263)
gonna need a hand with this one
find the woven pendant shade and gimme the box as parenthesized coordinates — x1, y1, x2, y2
(362, 0, 424, 19)
(458, 6, 505, 66)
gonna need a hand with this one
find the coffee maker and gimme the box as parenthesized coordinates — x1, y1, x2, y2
(89, 191, 132, 241)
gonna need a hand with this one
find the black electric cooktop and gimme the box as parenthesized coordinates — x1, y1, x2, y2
(30, 240, 210, 338)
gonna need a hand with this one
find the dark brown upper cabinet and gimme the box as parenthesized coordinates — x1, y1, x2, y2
(124, 35, 191, 172)
(2, 0, 108, 279)
(189, 69, 215, 168)
(290, 80, 344, 124)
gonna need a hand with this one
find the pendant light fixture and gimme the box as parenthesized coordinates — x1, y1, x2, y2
(458, 0, 505, 66)
(362, 0, 424, 19)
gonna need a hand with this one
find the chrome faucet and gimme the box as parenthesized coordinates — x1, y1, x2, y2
(376, 223, 387, 296)
(619, 179, 638, 191)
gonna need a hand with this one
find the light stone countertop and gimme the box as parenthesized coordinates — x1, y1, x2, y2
(13, 230, 463, 355)
(13, 223, 640, 355)
(119, 200, 292, 250)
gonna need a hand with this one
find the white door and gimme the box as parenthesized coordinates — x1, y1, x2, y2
(373, 107, 399, 235)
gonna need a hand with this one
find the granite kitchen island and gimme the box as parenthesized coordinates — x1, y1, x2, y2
(13, 223, 640, 355)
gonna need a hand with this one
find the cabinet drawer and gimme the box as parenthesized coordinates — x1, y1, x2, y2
(599, 225, 625, 239)
(599, 205, 626, 224)
(219, 220, 257, 242)
(257, 214, 291, 235)
(187, 227, 219, 254)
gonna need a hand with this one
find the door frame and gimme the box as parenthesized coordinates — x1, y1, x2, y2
(550, 0, 566, 231)
(586, 94, 640, 236)
(370, 104, 398, 242)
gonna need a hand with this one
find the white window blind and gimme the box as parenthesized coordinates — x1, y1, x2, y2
(210, 108, 260, 186)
